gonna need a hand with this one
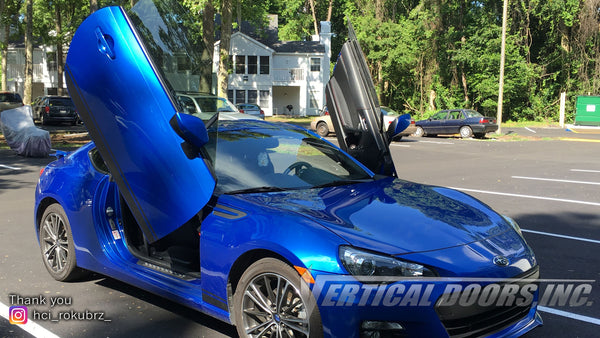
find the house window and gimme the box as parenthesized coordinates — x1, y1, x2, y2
(247, 56, 257, 74)
(260, 90, 270, 108)
(228, 90, 234, 103)
(310, 58, 320, 72)
(235, 89, 245, 104)
(47, 52, 57, 71)
(260, 56, 270, 74)
(235, 55, 245, 74)
(247, 90, 258, 104)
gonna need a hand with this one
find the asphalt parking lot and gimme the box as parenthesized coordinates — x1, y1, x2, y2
(1, 128, 599, 337)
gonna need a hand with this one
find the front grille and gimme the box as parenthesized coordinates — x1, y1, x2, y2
(435, 267, 539, 338)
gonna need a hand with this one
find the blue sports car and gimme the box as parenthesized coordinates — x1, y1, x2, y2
(34, 1, 542, 337)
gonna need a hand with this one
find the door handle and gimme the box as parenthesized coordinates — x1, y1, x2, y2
(95, 27, 115, 60)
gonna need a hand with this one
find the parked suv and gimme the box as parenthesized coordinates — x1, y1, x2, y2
(0, 91, 24, 114)
(32, 96, 78, 125)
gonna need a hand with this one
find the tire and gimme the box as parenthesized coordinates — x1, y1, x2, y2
(459, 126, 473, 138)
(39, 204, 86, 281)
(414, 126, 425, 137)
(316, 122, 329, 137)
(233, 258, 322, 338)
(41, 114, 47, 125)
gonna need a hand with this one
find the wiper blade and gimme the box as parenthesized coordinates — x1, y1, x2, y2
(225, 186, 288, 195)
(311, 179, 373, 189)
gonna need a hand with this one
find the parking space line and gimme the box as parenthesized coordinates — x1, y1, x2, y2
(512, 176, 600, 186)
(538, 306, 600, 326)
(0, 302, 59, 338)
(450, 187, 600, 207)
(415, 140, 455, 145)
(390, 144, 411, 148)
(521, 229, 600, 244)
(571, 169, 600, 173)
(0, 164, 21, 170)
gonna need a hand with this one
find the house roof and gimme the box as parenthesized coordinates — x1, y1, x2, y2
(271, 41, 325, 54)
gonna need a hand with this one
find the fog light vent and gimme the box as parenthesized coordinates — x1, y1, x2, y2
(360, 321, 406, 338)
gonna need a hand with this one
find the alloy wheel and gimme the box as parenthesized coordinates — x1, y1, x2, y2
(40, 211, 69, 273)
(241, 273, 310, 337)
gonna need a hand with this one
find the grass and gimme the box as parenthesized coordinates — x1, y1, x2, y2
(501, 120, 561, 128)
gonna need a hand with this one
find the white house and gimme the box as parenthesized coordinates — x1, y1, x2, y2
(4, 42, 66, 99)
(214, 20, 332, 117)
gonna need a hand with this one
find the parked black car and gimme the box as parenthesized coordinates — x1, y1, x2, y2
(32, 96, 78, 125)
(0, 91, 24, 114)
(415, 109, 498, 138)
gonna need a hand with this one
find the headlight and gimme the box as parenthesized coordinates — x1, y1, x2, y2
(502, 215, 522, 236)
(339, 246, 435, 277)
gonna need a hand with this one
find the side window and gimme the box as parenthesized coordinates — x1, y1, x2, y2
(88, 148, 110, 175)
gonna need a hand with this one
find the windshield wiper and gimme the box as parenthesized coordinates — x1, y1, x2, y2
(311, 179, 373, 189)
(225, 186, 288, 195)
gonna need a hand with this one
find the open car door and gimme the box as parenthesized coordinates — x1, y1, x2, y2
(66, 0, 215, 243)
(325, 23, 398, 176)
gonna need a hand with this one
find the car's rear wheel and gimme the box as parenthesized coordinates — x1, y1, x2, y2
(316, 122, 329, 137)
(414, 126, 424, 137)
(39, 203, 86, 281)
(41, 113, 48, 125)
(233, 258, 322, 338)
(459, 125, 473, 138)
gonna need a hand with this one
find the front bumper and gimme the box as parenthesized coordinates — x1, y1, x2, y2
(313, 267, 541, 337)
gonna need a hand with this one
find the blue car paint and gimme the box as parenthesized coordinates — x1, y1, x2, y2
(34, 1, 542, 336)
(65, 6, 215, 243)
(35, 139, 541, 337)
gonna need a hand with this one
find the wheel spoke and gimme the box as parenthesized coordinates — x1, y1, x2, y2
(247, 284, 274, 315)
(282, 320, 309, 336)
(246, 319, 275, 336)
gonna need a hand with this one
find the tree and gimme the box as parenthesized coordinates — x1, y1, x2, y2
(24, 0, 33, 103)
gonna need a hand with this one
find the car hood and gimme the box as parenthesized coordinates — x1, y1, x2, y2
(240, 177, 512, 255)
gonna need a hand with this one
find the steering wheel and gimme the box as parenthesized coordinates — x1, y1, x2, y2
(283, 161, 313, 176)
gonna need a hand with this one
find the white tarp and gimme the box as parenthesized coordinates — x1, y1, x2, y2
(0, 106, 51, 157)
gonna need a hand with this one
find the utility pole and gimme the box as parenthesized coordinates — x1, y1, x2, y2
(496, 0, 508, 134)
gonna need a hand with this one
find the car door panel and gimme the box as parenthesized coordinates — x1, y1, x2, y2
(325, 23, 395, 176)
(66, 6, 215, 243)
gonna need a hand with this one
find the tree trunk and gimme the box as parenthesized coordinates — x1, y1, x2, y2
(201, 1, 215, 93)
(90, 0, 98, 13)
(308, 0, 318, 36)
(24, 0, 33, 104)
(236, 0, 241, 33)
(0, 0, 7, 91)
(218, 0, 233, 97)
(55, 4, 64, 96)
(326, 0, 333, 21)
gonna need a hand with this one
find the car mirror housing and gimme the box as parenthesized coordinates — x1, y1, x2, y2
(386, 113, 411, 141)
(170, 112, 210, 149)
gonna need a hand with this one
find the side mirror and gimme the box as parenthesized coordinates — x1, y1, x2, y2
(169, 112, 209, 149)
(386, 113, 411, 142)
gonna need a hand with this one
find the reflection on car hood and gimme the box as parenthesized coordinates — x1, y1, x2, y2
(240, 177, 512, 254)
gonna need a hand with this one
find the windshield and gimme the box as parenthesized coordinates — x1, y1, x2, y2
(464, 110, 483, 118)
(206, 122, 373, 194)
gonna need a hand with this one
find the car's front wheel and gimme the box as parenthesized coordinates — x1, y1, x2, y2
(316, 121, 329, 137)
(233, 258, 322, 338)
(39, 203, 86, 281)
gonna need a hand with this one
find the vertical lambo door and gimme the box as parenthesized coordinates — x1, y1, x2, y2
(65, 0, 215, 243)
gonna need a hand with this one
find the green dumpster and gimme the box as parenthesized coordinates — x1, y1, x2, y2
(575, 96, 600, 126)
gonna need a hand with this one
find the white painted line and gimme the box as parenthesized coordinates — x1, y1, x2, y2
(512, 176, 600, 186)
(450, 187, 600, 207)
(0, 164, 21, 170)
(538, 306, 600, 326)
(416, 140, 454, 145)
(390, 143, 411, 148)
(521, 229, 600, 244)
(524, 127, 537, 133)
(571, 169, 600, 173)
(0, 301, 60, 338)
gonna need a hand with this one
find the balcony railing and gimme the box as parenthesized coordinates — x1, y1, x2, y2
(273, 68, 305, 82)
